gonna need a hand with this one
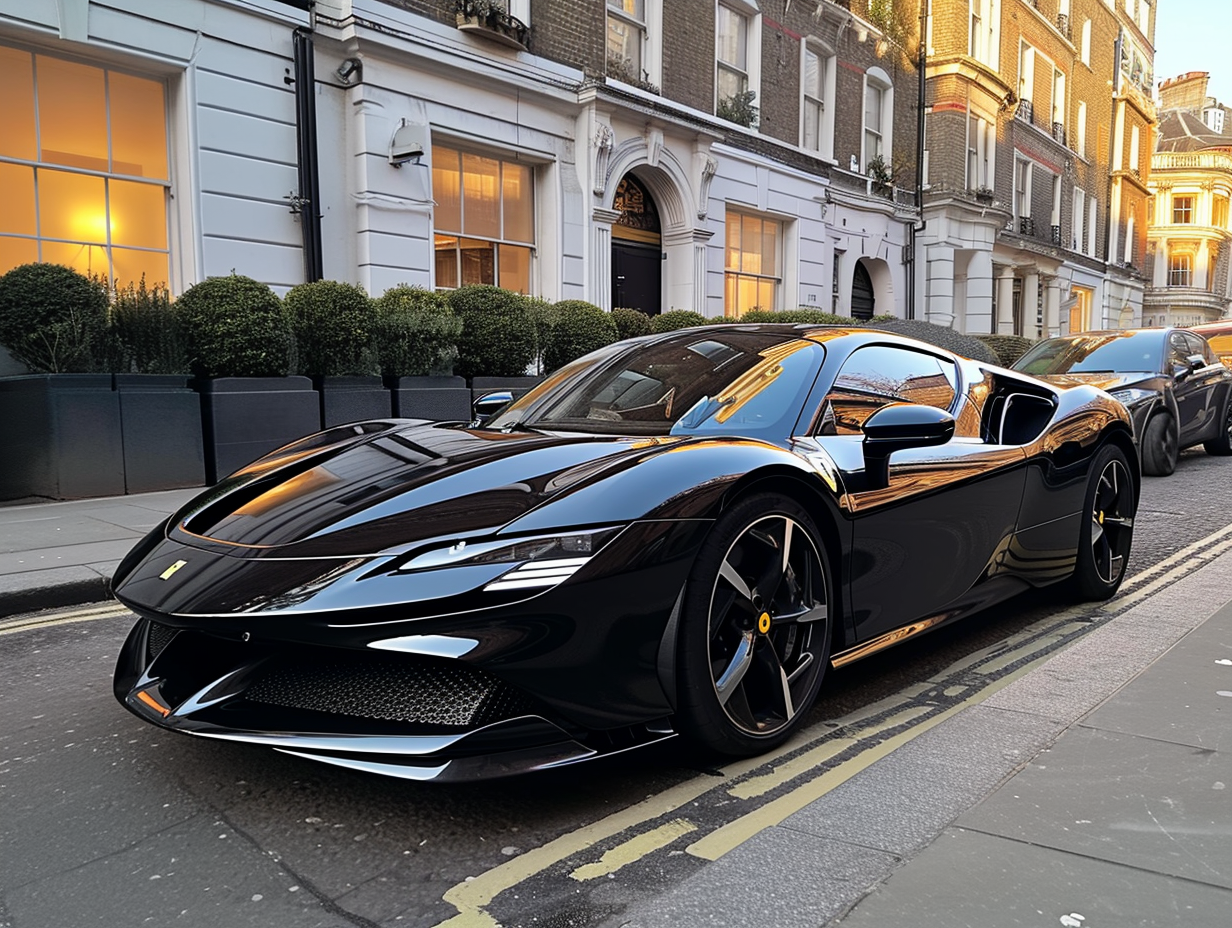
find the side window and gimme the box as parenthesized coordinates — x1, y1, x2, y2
(819, 345, 958, 435)
(1168, 332, 1191, 369)
(1183, 331, 1215, 365)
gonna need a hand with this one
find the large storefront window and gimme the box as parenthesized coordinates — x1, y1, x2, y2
(0, 45, 170, 285)
(724, 211, 780, 317)
(432, 145, 534, 293)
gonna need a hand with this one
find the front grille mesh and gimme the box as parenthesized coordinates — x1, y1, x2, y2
(146, 622, 178, 663)
(245, 654, 537, 728)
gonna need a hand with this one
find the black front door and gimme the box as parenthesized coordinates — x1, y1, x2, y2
(612, 240, 661, 316)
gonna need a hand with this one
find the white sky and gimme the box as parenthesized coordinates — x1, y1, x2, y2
(1152, 0, 1232, 105)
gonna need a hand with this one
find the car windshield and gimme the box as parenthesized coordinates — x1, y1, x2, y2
(485, 328, 826, 438)
(1013, 331, 1163, 375)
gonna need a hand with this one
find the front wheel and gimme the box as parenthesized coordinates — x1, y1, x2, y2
(1070, 444, 1136, 601)
(676, 494, 832, 757)
(1141, 413, 1178, 476)
(1203, 396, 1232, 455)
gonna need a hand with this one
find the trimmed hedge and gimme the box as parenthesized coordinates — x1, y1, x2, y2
(544, 300, 618, 371)
(0, 263, 109, 373)
(110, 277, 188, 374)
(971, 333, 1038, 367)
(374, 285, 462, 377)
(283, 280, 378, 377)
(525, 297, 557, 374)
(174, 274, 294, 378)
(740, 308, 860, 325)
(650, 309, 708, 333)
(612, 307, 652, 340)
(869, 318, 1000, 364)
(448, 285, 537, 378)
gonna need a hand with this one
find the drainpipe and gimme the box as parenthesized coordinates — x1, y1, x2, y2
(293, 26, 324, 282)
(1104, 28, 1124, 270)
(908, 1, 929, 321)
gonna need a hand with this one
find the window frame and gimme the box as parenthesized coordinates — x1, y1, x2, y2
(715, 1, 760, 113)
(1167, 250, 1191, 287)
(1172, 195, 1194, 224)
(723, 208, 783, 318)
(800, 40, 835, 160)
(862, 67, 894, 170)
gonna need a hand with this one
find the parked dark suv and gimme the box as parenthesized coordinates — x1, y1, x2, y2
(1013, 327, 1232, 476)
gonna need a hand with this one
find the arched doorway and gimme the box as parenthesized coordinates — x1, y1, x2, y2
(611, 174, 662, 316)
(851, 262, 875, 319)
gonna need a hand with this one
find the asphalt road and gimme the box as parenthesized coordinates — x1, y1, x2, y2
(1, 446, 1228, 928)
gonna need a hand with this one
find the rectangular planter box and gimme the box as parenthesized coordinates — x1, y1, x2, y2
(391, 375, 472, 422)
(195, 376, 322, 484)
(0, 374, 124, 500)
(114, 374, 206, 494)
(314, 375, 393, 428)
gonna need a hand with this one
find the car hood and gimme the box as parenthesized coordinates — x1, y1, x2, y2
(1032, 371, 1158, 393)
(169, 422, 691, 558)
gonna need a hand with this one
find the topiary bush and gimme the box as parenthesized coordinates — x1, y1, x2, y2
(283, 280, 378, 377)
(0, 263, 109, 373)
(740, 308, 860, 325)
(524, 297, 558, 374)
(650, 309, 708, 333)
(174, 274, 293, 378)
(869, 318, 1000, 364)
(447, 285, 537, 378)
(109, 276, 188, 374)
(971, 333, 1038, 367)
(612, 307, 652, 341)
(543, 300, 618, 371)
(373, 285, 462, 377)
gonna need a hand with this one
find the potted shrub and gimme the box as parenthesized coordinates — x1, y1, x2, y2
(374, 285, 469, 421)
(109, 277, 205, 493)
(0, 263, 124, 500)
(176, 274, 318, 484)
(543, 300, 617, 372)
(447, 285, 541, 407)
(650, 309, 708, 333)
(612, 307, 652, 341)
(283, 280, 390, 427)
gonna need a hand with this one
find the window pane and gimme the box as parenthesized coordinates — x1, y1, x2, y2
(607, 16, 643, 72)
(39, 169, 107, 244)
(502, 162, 534, 243)
(112, 247, 168, 289)
(741, 215, 762, 275)
(460, 237, 495, 285)
(0, 237, 39, 275)
(717, 66, 746, 101)
(0, 46, 36, 161)
(609, 0, 644, 17)
(0, 163, 36, 236)
(498, 243, 531, 294)
(435, 235, 459, 289)
(461, 152, 501, 238)
(724, 272, 738, 316)
(41, 239, 110, 280)
(108, 180, 166, 249)
(804, 98, 820, 149)
(804, 49, 821, 97)
(761, 219, 778, 274)
(433, 146, 462, 232)
(757, 278, 775, 312)
(37, 55, 108, 171)
(725, 213, 741, 270)
(717, 7, 746, 69)
(865, 85, 882, 126)
(110, 72, 168, 179)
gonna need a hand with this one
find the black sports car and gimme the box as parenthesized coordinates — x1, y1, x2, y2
(113, 325, 1139, 781)
(1012, 328, 1232, 476)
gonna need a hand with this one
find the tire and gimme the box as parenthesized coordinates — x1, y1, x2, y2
(1203, 396, 1232, 456)
(676, 493, 832, 756)
(1140, 413, 1178, 476)
(1070, 444, 1136, 601)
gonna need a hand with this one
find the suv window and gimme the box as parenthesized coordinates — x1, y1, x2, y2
(818, 345, 958, 435)
(1182, 331, 1214, 365)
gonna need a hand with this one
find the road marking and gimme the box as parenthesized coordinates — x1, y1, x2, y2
(569, 819, 697, 881)
(729, 737, 857, 801)
(0, 602, 129, 636)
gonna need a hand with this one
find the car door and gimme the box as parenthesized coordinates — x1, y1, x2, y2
(811, 344, 1028, 643)
(1170, 330, 1223, 443)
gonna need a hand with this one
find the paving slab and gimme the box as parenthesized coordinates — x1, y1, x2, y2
(833, 827, 1232, 928)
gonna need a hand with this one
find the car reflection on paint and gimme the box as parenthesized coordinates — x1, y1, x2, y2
(1012, 327, 1232, 477)
(114, 324, 1140, 781)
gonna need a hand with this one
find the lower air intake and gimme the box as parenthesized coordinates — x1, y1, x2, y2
(146, 622, 179, 663)
(245, 653, 537, 728)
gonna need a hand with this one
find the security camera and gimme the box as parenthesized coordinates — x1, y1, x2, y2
(389, 123, 424, 167)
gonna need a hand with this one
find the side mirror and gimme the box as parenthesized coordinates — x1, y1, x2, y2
(472, 390, 513, 425)
(861, 403, 955, 489)
(1187, 353, 1207, 372)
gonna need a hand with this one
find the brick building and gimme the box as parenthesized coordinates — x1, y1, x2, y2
(1144, 71, 1232, 326)
(0, 0, 927, 330)
(920, 0, 1154, 337)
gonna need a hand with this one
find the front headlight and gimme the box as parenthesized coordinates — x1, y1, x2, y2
(1108, 387, 1157, 408)
(397, 526, 624, 592)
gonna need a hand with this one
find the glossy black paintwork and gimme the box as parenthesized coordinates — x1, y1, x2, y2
(113, 325, 1138, 779)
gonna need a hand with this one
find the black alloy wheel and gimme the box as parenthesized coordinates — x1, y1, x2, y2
(1203, 395, 1232, 455)
(677, 494, 831, 756)
(1071, 444, 1135, 601)
(1141, 412, 1178, 476)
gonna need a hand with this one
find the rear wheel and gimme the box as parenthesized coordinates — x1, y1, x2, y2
(1141, 413, 1178, 476)
(676, 494, 832, 756)
(1070, 444, 1135, 601)
(1203, 396, 1232, 455)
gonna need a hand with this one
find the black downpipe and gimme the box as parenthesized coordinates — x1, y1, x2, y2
(293, 26, 324, 282)
(1104, 28, 1125, 266)
(908, 3, 929, 321)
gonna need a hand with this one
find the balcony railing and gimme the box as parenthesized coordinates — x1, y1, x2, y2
(1019, 216, 1036, 237)
(1056, 13, 1071, 40)
(454, 0, 530, 50)
(1051, 224, 1062, 244)
(1017, 98, 1034, 124)
(1052, 122, 1067, 146)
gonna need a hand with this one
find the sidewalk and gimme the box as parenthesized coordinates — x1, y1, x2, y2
(0, 487, 203, 617)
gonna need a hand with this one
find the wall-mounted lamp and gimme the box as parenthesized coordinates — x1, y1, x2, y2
(389, 120, 424, 168)
(336, 57, 362, 84)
